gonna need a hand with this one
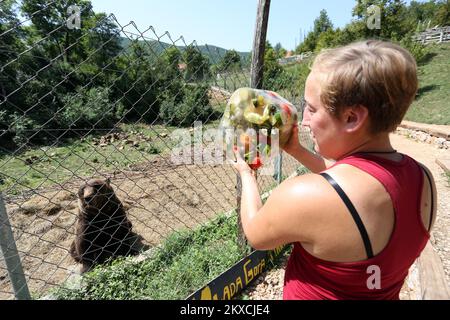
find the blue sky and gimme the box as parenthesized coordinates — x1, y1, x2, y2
(90, 0, 413, 52)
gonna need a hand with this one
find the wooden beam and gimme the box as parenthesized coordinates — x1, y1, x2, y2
(237, 0, 272, 255)
(250, 0, 271, 89)
(418, 241, 450, 300)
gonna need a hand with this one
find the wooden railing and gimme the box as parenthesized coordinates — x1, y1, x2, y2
(414, 26, 450, 44)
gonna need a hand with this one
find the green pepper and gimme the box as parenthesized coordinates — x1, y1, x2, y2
(244, 111, 270, 125)
(263, 144, 271, 156)
(271, 112, 282, 127)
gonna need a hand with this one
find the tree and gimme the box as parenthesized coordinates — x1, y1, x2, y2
(183, 45, 211, 82)
(217, 49, 242, 72)
(435, 0, 450, 26)
(296, 31, 318, 53)
(0, 0, 24, 100)
(114, 40, 160, 122)
(274, 42, 287, 59)
(351, 0, 410, 40)
(85, 13, 122, 72)
(263, 41, 284, 90)
(409, 0, 440, 28)
(159, 84, 212, 127)
(157, 47, 183, 103)
(21, 0, 95, 64)
(59, 87, 123, 128)
(314, 9, 334, 34)
(21, 0, 122, 88)
(316, 29, 340, 51)
(161, 47, 182, 77)
(0, 0, 28, 145)
(295, 9, 334, 53)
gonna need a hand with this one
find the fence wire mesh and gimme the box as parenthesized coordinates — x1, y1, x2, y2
(0, 2, 314, 300)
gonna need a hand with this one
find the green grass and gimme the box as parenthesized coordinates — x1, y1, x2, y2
(0, 120, 221, 195)
(0, 124, 163, 195)
(280, 44, 450, 126)
(405, 43, 450, 125)
(51, 213, 245, 300)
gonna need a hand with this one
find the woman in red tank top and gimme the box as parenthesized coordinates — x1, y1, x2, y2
(230, 40, 437, 300)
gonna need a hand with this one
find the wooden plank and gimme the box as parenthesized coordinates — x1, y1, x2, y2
(436, 158, 450, 173)
(418, 241, 450, 300)
(250, 0, 271, 89)
(399, 120, 450, 139)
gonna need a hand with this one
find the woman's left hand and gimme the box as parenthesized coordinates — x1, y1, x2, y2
(230, 147, 253, 176)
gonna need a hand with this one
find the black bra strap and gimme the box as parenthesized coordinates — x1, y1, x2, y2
(421, 167, 434, 232)
(320, 173, 374, 259)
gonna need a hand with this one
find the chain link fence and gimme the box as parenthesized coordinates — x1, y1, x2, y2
(0, 1, 313, 299)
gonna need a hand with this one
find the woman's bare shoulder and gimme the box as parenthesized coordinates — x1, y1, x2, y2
(257, 173, 342, 244)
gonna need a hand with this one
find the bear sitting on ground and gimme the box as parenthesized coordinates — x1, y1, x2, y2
(70, 178, 137, 273)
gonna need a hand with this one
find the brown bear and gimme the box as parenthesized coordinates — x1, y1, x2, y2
(70, 178, 137, 273)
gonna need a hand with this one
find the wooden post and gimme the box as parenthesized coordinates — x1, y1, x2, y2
(237, 0, 271, 255)
(250, 0, 271, 90)
(274, 153, 283, 183)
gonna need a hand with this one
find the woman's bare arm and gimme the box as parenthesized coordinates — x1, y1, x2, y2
(231, 148, 328, 251)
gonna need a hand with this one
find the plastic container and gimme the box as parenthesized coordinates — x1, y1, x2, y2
(220, 88, 298, 170)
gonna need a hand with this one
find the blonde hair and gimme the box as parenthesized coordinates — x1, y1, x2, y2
(311, 40, 418, 134)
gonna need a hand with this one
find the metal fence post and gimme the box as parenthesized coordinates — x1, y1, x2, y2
(274, 153, 283, 184)
(0, 194, 31, 300)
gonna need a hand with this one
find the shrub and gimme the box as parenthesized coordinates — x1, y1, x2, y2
(159, 84, 213, 126)
(59, 87, 124, 129)
(399, 35, 429, 65)
(8, 113, 38, 146)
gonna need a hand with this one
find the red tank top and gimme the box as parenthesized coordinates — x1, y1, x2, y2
(283, 153, 430, 300)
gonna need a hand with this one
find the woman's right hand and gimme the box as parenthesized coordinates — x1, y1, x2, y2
(282, 125, 303, 156)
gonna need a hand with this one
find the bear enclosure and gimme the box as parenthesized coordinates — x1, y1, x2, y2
(0, 0, 313, 299)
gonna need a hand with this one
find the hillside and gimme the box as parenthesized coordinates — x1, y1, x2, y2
(406, 42, 450, 125)
(120, 37, 251, 65)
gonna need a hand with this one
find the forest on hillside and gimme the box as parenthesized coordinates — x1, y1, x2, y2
(1, 0, 449, 148)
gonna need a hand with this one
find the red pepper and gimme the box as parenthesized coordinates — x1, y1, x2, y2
(268, 91, 278, 98)
(249, 156, 263, 170)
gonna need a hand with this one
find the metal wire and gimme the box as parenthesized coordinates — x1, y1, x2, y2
(0, 5, 313, 300)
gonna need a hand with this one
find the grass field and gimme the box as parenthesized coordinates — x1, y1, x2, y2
(51, 213, 244, 300)
(405, 42, 450, 125)
(0, 120, 221, 195)
(280, 43, 450, 126)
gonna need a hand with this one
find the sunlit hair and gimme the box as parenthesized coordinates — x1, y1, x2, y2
(311, 40, 418, 134)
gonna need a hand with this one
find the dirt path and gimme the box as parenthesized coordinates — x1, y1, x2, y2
(390, 133, 450, 285)
(242, 132, 450, 300)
